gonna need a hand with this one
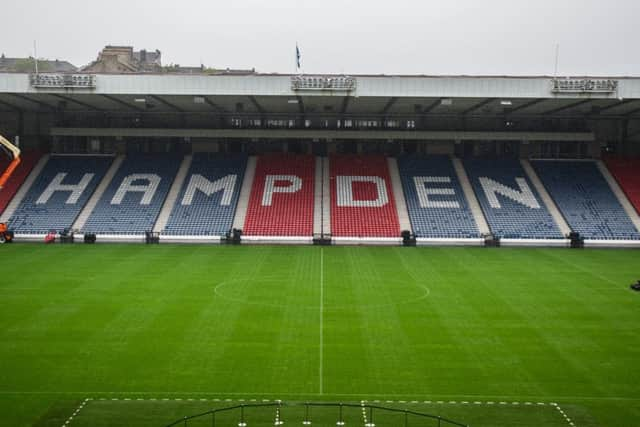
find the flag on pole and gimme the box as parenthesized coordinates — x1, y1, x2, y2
(296, 43, 301, 70)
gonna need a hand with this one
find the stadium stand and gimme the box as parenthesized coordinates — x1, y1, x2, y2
(82, 154, 181, 234)
(243, 154, 314, 236)
(330, 154, 400, 238)
(0, 151, 41, 215)
(7, 155, 112, 233)
(532, 160, 640, 240)
(398, 155, 480, 238)
(464, 159, 563, 239)
(163, 153, 246, 235)
(604, 156, 640, 215)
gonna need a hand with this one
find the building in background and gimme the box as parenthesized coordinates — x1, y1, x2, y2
(0, 54, 76, 73)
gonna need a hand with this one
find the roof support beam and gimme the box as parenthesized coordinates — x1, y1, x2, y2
(381, 97, 398, 115)
(248, 96, 265, 114)
(50, 94, 103, 111)
(6, 93, 56, 110)
(101, 94, 144, 112)
(0, 98, 22, 112)
(507, 98, 546, 114)
(422, 99, 442, 115)
(203, 96, 226, 113)
(462, 98, 494, 115)
(625, 107, 640, 117)
(543, 99, 592, 115)
(595, 99, 635, 114)
(149, 95, 183, 112)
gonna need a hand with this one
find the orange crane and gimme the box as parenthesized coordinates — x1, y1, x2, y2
(0, 133, 21, 189)
(0, 135, 20, 189)
(0, 134, 20, 242)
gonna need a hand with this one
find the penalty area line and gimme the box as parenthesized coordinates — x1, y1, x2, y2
(551, 402, 577, 427)
(61, 397, 90, 427)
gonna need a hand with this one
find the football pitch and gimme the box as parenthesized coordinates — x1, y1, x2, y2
(1, 244, 639, 426)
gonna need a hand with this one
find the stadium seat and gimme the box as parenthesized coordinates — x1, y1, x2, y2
(244, 153, 315, 236)
(398, 155, 480, 238)
(163, 153, 247, 235)
(330, 154, 400, 238)
(532, 160, 640, 240)
(604, 156, 640, 215)
(7, 155, 112, 233)
(464, 159, 563, 239)
(82, 154, 181, 234)
(0, 151, 42, 215)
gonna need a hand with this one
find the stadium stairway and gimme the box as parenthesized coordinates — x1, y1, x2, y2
(322, 156, 331, 236)
(153, 155, 193, 233)
(6, 155, 113, 234)
(243, 153, 315, 242)
(81, 154, 181, 237)
(532, 160, 640, 242)
(604, 156, 640, 214)
(231, 156, 256, 231)
(0, 151, 42, 215)
(313, 156, 323, 236)
(595, 160, 640, 232)
(72, 155, 124, 231)
(452, 157, 491, 236)
(387, 157, 412, 233)
(330, 154, 401, 243)
(398, 155, 481, 242)
(0, 154, 49, 223)
(520, 159, 572, 236)
(162, 153, 247, 239)
(464, 158, 563, 240)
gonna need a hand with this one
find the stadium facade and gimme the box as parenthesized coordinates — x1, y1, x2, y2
(0, 70, 639, 246)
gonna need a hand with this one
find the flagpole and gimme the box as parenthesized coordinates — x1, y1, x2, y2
(34, 40, 38, 75)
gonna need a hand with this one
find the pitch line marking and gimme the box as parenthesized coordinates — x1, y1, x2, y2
(552, 402, 577, 427)
(2, 391, 633, 402)
(61, 397, 89, 427)
(74, 395, 578, 424)
(75, 397, 558, 406)
(319, 247, 324, 395)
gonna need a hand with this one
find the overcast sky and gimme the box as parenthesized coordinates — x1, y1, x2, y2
(2, 0, 638, 76)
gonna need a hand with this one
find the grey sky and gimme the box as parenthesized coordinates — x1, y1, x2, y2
(2, 0, 638, 76)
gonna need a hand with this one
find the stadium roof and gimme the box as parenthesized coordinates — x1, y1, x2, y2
(1, 72, 639, 118)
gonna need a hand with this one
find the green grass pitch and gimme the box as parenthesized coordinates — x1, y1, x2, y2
(1, 244, 639, 426)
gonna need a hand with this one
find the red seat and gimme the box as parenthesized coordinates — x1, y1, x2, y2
(244, 154, 315, 236)
(330, 154, 400, 237)
(0, 151, 42, 215)
(604, 156, 640, 215)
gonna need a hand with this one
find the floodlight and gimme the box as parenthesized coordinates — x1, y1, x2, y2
(193, 96, 205, 104)
(500, 100, 513, 106)
(441, 98, 453, 106)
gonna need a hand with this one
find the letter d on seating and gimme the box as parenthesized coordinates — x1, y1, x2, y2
(337, 176, 388, 207)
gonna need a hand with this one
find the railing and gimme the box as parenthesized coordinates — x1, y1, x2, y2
(165, 401, 468, 427)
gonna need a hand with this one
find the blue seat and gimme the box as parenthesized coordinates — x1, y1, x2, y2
(464, 159, 563, 239)
(398, 155, 480, 238)
(82, 154, 181, 235)
(8, 156, 112, 233)
(163, 153, 247, 236)
(532, 160, 640, 240)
